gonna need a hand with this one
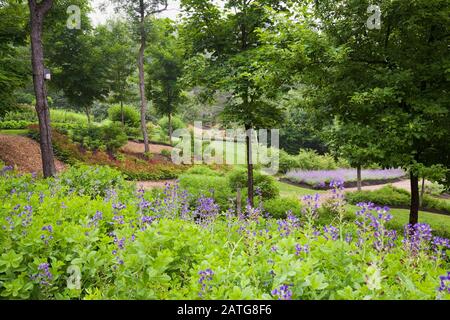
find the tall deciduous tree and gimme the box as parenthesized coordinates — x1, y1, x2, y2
(28, 0, 56, 177)
(0, 1, 29, 116)
(111, 0, 168, 153)
(95, 21, 136, 125)
(302, 0, 450, 224)
(46, 7, 110, 123)
(147, 19, 184, 144)
(181, 0, 286, 206)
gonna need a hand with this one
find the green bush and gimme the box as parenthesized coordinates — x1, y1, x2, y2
(56, 165, 131, 199)
(179, 173, 234, 210)
(184, 166, 221, 176)
(108, 105, 140, 128)
(345, 185, 450, 214)
(279, 149, 350, 174)
(50, 109, 89, 125)
(70, 123, 128, 154)
(262, 196, 302, 219)
(124, 126, 142, 140)
(0, 120, 33, 130)
(160, 149, 172, 158)
(102, 123, 129, 153)
(157, 115, 186, 136)
(226, 167, 279, 200)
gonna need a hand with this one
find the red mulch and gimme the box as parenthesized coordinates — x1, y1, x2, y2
(0, 134, 66, 174)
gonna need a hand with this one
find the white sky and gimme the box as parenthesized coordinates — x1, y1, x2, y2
(89, 0, 182, 26)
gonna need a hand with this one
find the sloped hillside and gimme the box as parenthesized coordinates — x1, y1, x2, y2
(0, 134, 66, 173)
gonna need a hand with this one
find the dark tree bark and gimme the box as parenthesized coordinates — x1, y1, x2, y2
(28, 0, 56, 178)
(357, 165, 362, 191)
(410, 171, 420, 225)
(245, 125, 254, 207)
(138, 0, 150, 153)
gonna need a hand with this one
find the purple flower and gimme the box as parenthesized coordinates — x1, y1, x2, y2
(194, 196, 219, 227)
(89, 210, 103, 227)
(438, 272, 450, 293)
(42, 225, 53, 233)
(402, 223, 433, 255)
(355, 203, 397, 252)
(323, 225, 339, 241)
(295, 244, 309, 255)
(198, 269, 214, 297)
(277, 212, 300, 237)
(271, 284, 293, 300)
(31, 263, 53, 286)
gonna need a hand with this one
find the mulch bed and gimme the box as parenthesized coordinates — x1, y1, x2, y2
(0, 134, 66, 174)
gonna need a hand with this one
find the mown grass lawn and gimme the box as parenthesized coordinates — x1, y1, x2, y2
(276, 180, 327, 197)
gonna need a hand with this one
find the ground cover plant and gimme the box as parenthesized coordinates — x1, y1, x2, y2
(285, 169, 406, 189)
(27, 125, 186, 180)
(1, 165, 449, 300)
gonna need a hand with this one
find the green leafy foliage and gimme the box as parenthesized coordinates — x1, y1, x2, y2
(262, 197, 302, 219)
(108, 105, 140, 128)
(56, 165, 132, 199)
(279, 149, 349, 174)
(0, 166, 449, 300)
(70, 123, 128, 154)
(227, 167, 279, 200)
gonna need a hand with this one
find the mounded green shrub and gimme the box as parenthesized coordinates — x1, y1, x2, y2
(227, 167, 279, 200)
(70, 123, 128, 154)
(56, 165, 132, 199)
(262, 196, 302, 219)
(179, 173, 234, 210)
(108, 105, 140, 128)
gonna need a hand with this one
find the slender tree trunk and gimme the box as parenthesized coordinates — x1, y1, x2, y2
(245, 125, 254, 207)
(420, 177, 425, 207)
(168, 112, 172, 144)
(357, 165, 362, 191)
(120, 100, 124, 126)
(85, 106, 91, 125)
(138, 1, 149, 153)
(236, 187, 242, 214)
(410, 172, 420, 225)
(28, 0, 56, 178)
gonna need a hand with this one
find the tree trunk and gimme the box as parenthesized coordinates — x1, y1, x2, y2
(420, 177, 425, 207)
(236, 187, 241, 214)
(357, 165, 362, 191)
(168, 112, 172, 144)
(120, 100, 125, 126)
(245, 125, 254, 207)
(85, 106, 91, 125)
(409, 171, 420, 225)
(28, 0, 56, 178)
(138, 1, 149, 153)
